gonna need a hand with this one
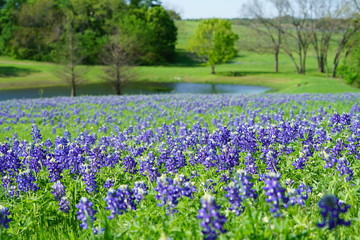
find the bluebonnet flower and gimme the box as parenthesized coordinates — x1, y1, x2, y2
(16, 170, 39, 193)
(133, 181, 148, 202)
(219, 173, 230, 183)
(336, 157, 354, 181)
(52, 181, 66, 200)
(155, 175, 182, 214)
(139, 152, 160, 181)
(51, 181, 69, 212)
(155, 174, 196, 214)
(45, 157, 63, 182)
(58, 197, 70, 213)
(198, 193, 226, 240)
(244, 153, 258, 174)
(224, 170, 257, 215)
(262, 172, 288, 216)
(317, 195, 350, 229)
(287, 183, 311, 206)
(122, 155, 138, 174)
(76, 197, 97, 230)
(104, 185, 136, 219)
(103, 179, 115, 189)
(80, 164, 98, 193)
(0, 206, 11, 229)
(203, 179, 217, 194)
(174, 174, 196, 198)
(31, 124, 42, 143)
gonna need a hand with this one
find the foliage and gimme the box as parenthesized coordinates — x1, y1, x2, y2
(338, 43, 360, 87)
(0, 0, 177, 65)
(187, 18, 238, 74)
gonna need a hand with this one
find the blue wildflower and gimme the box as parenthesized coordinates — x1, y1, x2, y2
(0, 206, 11, 229)
(317, 195, 350, 229)
(224, 170, 257, 215)
(262, 172, 288, 216)
(76, 197, 96, 230)
(198, 193, 226, 240)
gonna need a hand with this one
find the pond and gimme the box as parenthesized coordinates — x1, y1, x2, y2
(0, 82, 270, 101)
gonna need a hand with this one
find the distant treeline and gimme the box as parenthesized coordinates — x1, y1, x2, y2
(0, 0, 178, 65)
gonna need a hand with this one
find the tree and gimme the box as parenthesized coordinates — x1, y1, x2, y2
(101, 33, 137, 95)
(146, 6, 177, 62)
(56, 14, 86, 97)
(10, 0, 63, 61)
(241, 0, 289, 73)
(187, 18, 238, 74)
(338, 40, 360, 86)
(332, 16, 360, 77)
(308, 0, 341, 74)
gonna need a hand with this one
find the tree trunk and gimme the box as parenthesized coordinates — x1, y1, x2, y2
(318, 56, 325, 73)
(332, 50, 341, 78)
(274, 51, 279, 73)
(211, 65, 215, 74)
(115, 82, 121, 95)
(115, 67, 121, 95)
(70, 82, 76, 97)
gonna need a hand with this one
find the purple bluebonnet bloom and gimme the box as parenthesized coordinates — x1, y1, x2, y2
(52, 181, 66, 200)
(155, 174, 196, 214)
(51, 181, 69, 212)
(336, 157, 354, 181)
(198, 193, 226, 240)
(224, 170, 257, 215)
(59, 197, 70, 213)
(122, 155, 138, 174)
(262, 172, 288, 216)
(287, 183, 311, 206)
(203, 179, 217, 194)
(45, 157, 63, 182)
(103, 179, 115, 189)
(244, 153, 258, 174)
(80, 164, 98, 193)
(133, 181, 148, 202)
(139, 152, 160, 181)
(155, 175, 182, 213)
(104, 185, 136, 219)
(317, 195, 350, 229)
(76, 197, 97, 230)
(31, 124, 42, 143)
(16, 170, 39, 193)
(0, 206, 11, 229)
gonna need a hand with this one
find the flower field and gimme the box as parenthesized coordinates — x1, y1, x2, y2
(0, 93, 359, 239)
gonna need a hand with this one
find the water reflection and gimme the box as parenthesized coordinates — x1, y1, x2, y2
(0, 82, 270, 101)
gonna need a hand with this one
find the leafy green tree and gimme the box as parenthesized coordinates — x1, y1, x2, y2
(0, 0, 27, 56)
(339, 41, 360, 87)
(10, 0, 64, 61)
(146, 6, 177, 63)
(187, 19, 238, 74)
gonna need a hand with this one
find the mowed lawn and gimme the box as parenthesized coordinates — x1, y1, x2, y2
(0, 20, 359, 94)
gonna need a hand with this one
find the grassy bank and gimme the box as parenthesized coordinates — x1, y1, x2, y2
(0, 20, 359, 94)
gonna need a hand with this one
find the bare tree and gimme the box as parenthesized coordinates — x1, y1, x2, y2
(241, 0, 289, 72)
(56, 15, 86, 97)
(281, 0, 314, 74)
(308, 0, 339, 74)
(101, 34, 137, 95)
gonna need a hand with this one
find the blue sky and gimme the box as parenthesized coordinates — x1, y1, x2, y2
(162, 0, 247, 19)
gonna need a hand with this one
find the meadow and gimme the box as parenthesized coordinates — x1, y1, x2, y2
(0, 20, 359, 94)
(0, 93, 359, 239)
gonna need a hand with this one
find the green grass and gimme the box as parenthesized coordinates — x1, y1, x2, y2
(0, 20, 359, 94)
